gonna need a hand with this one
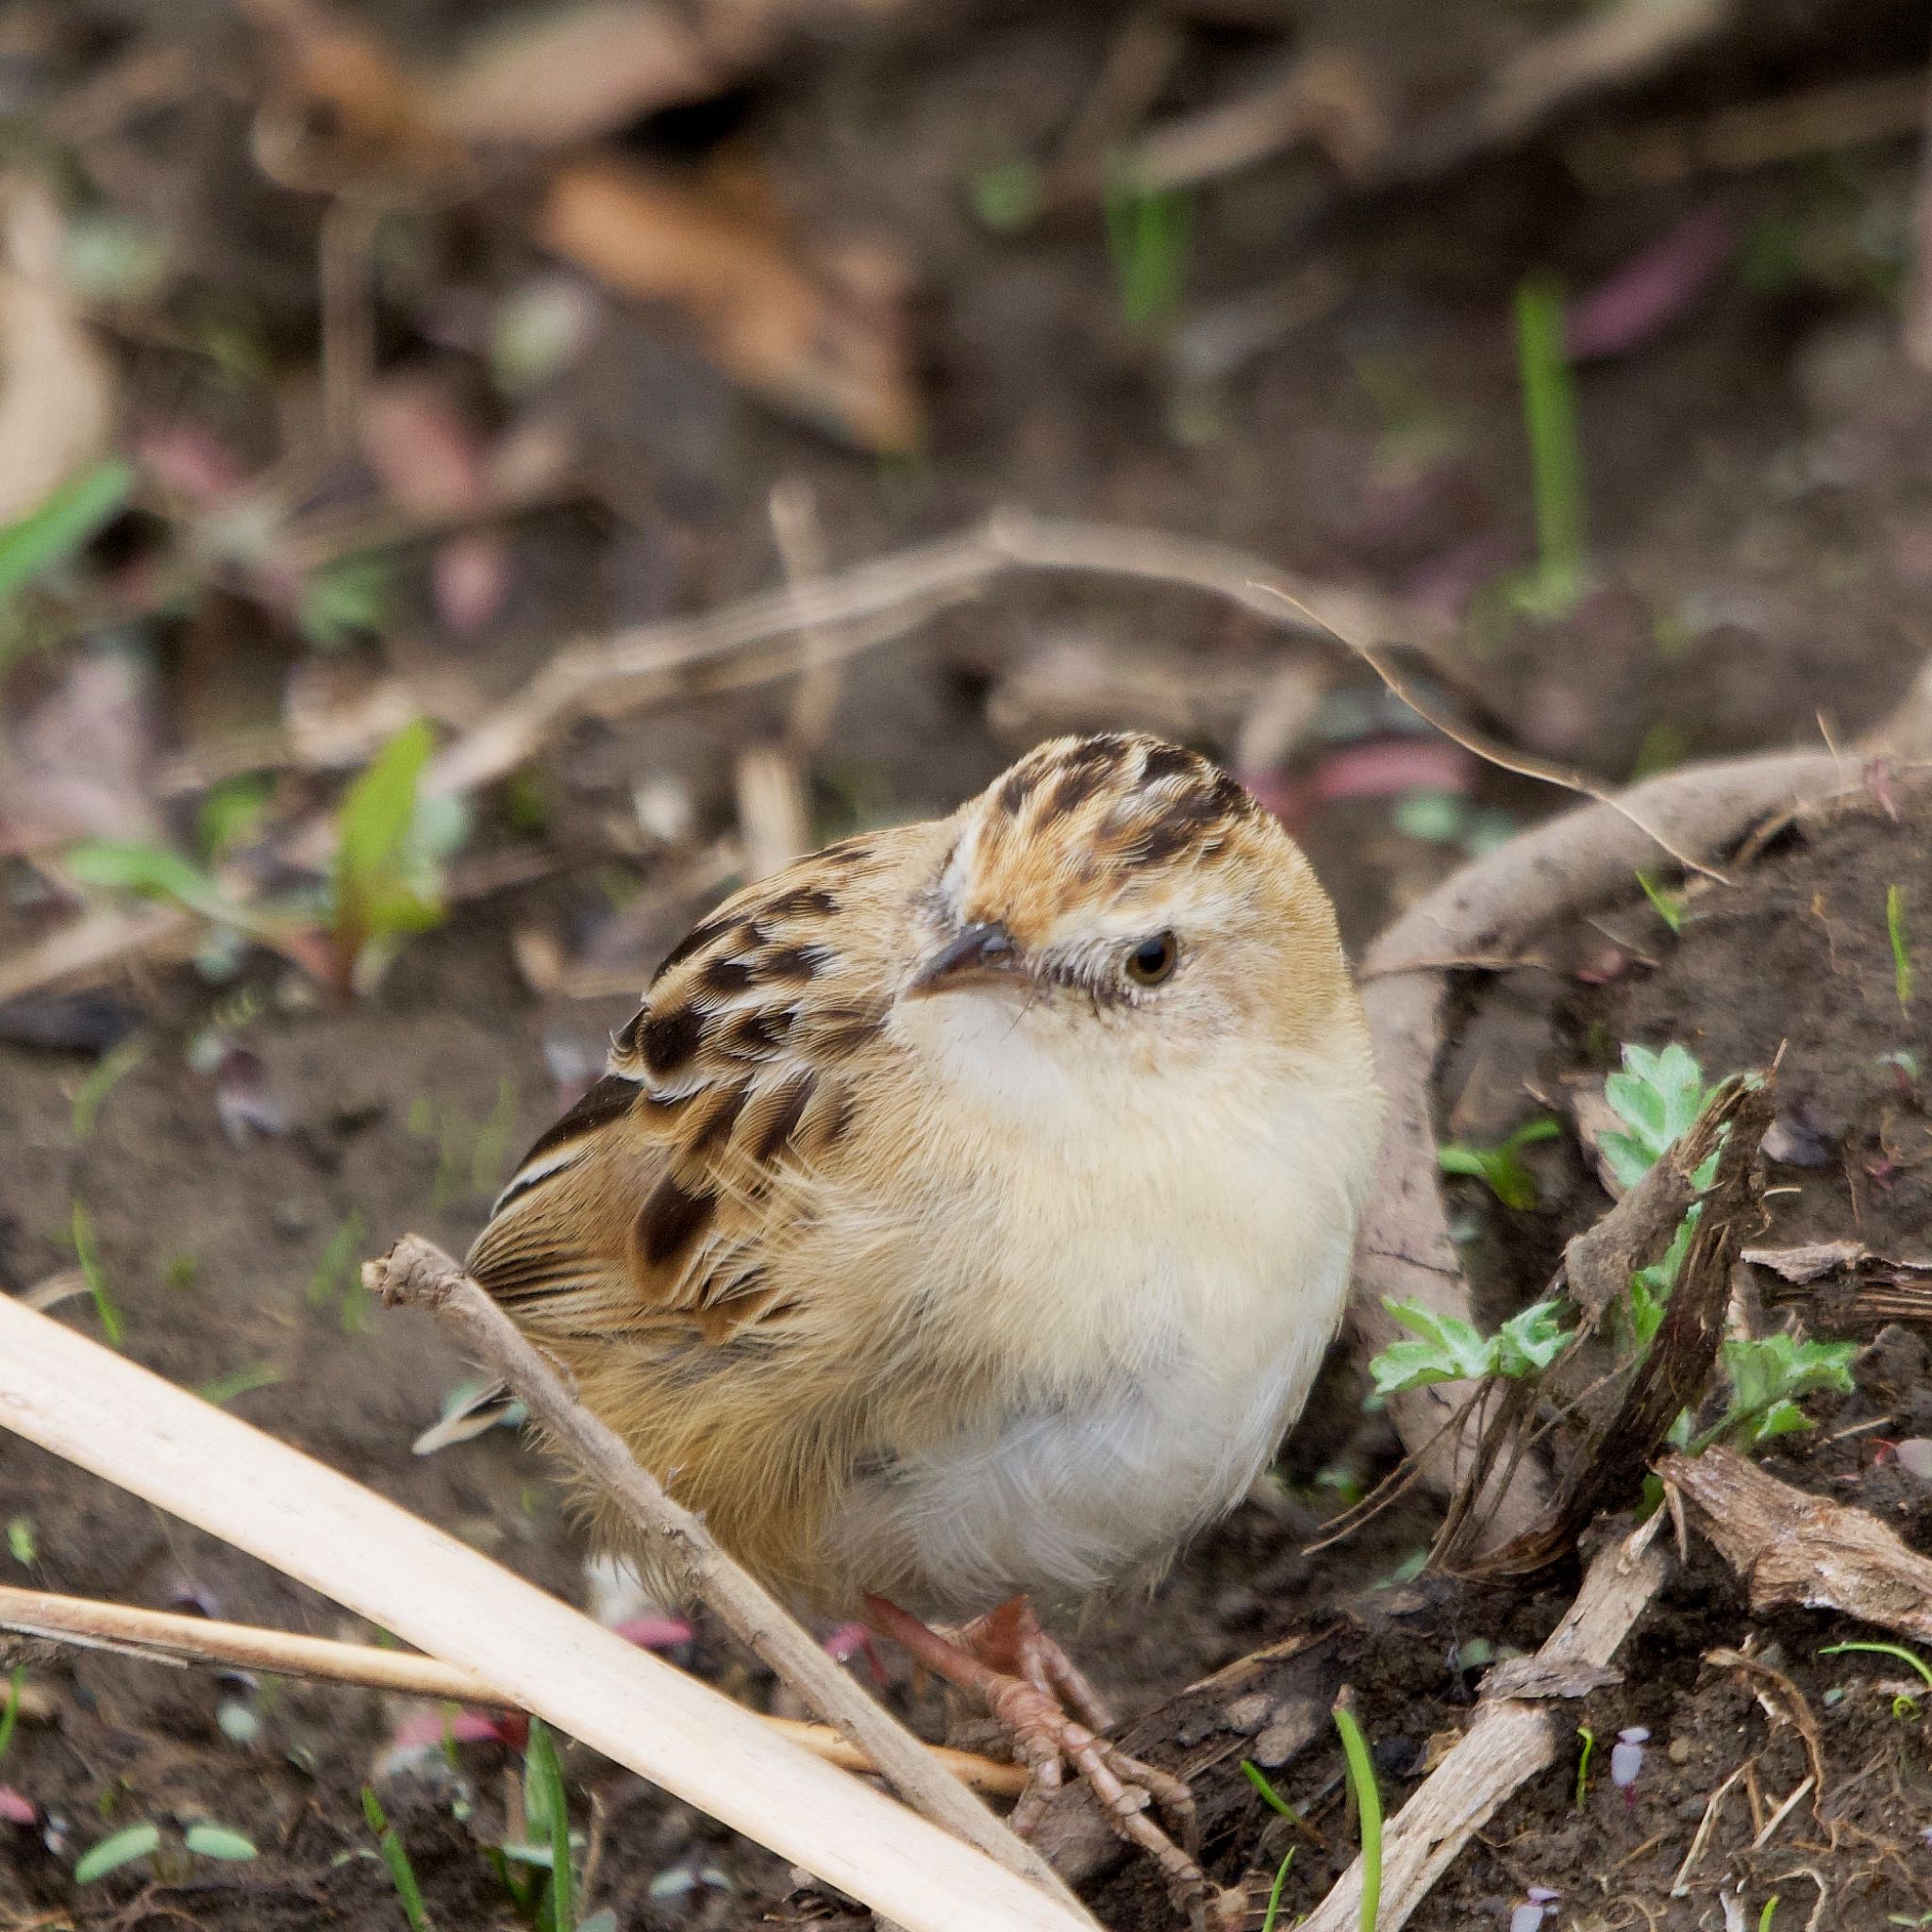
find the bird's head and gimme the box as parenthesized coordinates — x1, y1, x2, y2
(900, 733, 1367, 1082)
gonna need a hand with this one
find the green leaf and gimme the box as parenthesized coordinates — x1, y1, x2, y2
(1494, 1299, 1575, 1377)
(1740, 1398, 1813, 1448)
(524, 1717, 574, 1932)
(184, 1823, 258, 1861)
(1374, 1300, 1495, 1391)
(0, 458, 134, 608)
(336, 722, 435, 906)
(74, 1821, 161, 1884)
(0, 1665, 24, 1762)
(66, 839, 230, 922)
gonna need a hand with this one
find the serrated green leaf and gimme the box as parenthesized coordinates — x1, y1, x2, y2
(1370, 1300, 1498, 1393)
(184, 1823, 258, 1860)
(1494, 1300, 1575, 1377)
(1740, 1398, 1813, 1447)
(1605, 1069, 1667, 1144)
(1599, 1129, 1655, 1194)
(74, 1821, 161, 1884)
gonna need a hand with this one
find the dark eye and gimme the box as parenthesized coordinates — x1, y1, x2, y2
(1124, 931, 1179, 987)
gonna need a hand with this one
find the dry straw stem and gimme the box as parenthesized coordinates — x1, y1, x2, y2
(1297, 1513, 1671, 1932)
(0, 1582, 1027, 1797)
(1661, 1445, 1932, 1643)
(1356, 750, 1846, 1543)
(0, 1293, 1091, 1932)
(365, 1235, 1085, 1913)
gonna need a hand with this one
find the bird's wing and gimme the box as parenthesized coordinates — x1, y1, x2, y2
(466, 832, 910, 1344)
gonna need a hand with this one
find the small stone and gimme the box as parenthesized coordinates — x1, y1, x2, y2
(271, 1201, 314, 1238)
(1224, 1692, 1273, 1735)
(1668, 1737, 1692, 1765)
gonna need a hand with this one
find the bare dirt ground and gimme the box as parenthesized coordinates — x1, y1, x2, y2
(3, 1, 1932, 1927)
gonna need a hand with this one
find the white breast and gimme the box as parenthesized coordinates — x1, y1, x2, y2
(824, 991, 1378, 1615)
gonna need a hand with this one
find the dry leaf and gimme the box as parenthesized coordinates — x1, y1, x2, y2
(0, 181, 115, 523)
(1740, 1240, 1870, 1284)
(538, 153, 923, 452)
(0, 649, 160, 856)
(426, 1, 720, 147)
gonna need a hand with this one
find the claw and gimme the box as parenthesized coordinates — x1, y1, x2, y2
(865, 1591, 1211, 1919)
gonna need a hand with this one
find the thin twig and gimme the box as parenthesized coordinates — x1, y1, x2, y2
(364, 1235, 1088, 1915)
(1354, 751, 1849, 1542)
(0, 1291, 1089, 1932)
(0, 1582, 1025, 1796)
(1297, 1514, 1670, 1932)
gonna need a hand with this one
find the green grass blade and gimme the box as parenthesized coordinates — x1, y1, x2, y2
(1513, 274, 1587, 615)
(362, 1787, 435, 1932)
(525, 1718, 575, 1932)
(0, 458, 134, 607)
(1332, 1704, 1383, 1932)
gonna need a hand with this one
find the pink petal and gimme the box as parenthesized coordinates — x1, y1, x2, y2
(1309, 739, 1475, 804)
(358, 374, 490, 518)
(0, 1786, 38, 1826)
(614, 1616, 695, 1652)
(390, 1707, 511, 1750)
(1566, 202, 1732, 363)
(133, 418, 249, 506)
(433, 532, 512, 633)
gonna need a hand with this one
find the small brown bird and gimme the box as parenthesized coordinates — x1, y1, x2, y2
(468, 731, 1382, 1880)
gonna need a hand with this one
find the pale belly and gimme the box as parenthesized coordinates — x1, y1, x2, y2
(821, 1244, 1349, 1617)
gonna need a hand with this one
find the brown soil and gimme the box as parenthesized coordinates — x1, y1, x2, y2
(4, 3, 1932, 1929)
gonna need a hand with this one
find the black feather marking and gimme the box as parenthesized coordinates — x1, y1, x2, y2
(640, 1004, 706, 1077)
(653, 913, 735, 981)
(754, 1075, 814, 1163)
(758, 943, 830, 984)
(506, 1073, 636, 1178)
(699, 954, 758, 996)
(1139, 742, 1199, 785)
(635, 1174, 715, 1270)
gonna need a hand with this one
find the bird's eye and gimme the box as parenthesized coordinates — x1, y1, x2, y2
(1123, 931, 1179, 987)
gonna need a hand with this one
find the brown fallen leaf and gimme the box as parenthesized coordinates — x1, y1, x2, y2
(1740, 1239, 1870, 1285)
(538, 152, 923, 453)
(425, 1, 721, 148)
(0, 649, 161, 857)
(0, 182, 115, 524)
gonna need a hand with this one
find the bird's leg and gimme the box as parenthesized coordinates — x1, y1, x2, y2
(862, 1593, 1206, 1915)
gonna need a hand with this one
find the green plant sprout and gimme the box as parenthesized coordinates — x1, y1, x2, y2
(308, 1212, 369, 1330)
(1241, 1754, 1307, 1923)
(1261, 1846, 1295, 1932)
(1758, 1898, 1779, 1932)
(329, 719, 469, 994)
(71, 1200, 125, 1348)
(525, 1719, 576, 1932)
(1104, 160, 1191, 337)
(1821, 1639, 1932, 1719)
(1602, 1042, 1723, 1192)
(1332, 1704, 1383, 1932)
(1370, 1297, 1574, 1397)
(1511, 273, 1588, 618)
(74, 1821, 161, 1884)
(1635, 869, 1685, 934)
(183, 1823, 258, 1860)
(0, 1665, 24, 1762)
(0, 458, 133, 611)
(363, 1787, 435, 1932)
(1438, 1115, 1560, 1211)
(197, 1361, 286, 1408)
(1689, 1334, 1857, 1453)
(71, 1038, 148, 1139)
(1574, 1724, 1594, 1808)
(1888, 884, 1912, 1011)
(5, 1516, 33, 1565)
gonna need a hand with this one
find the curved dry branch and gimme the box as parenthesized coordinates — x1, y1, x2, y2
(1352, 750, 1848, 1541)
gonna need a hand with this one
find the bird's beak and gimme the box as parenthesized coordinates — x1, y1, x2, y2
(906, 921, 1020, 997)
